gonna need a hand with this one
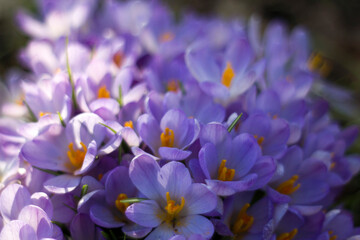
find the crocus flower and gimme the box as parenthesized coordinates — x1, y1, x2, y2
(198, 123, 275, 196)
(20, 113, 121, 193)
(0, 183, 62, 239)
(136, 109, 200, 161)
(126, 154, 217, 239)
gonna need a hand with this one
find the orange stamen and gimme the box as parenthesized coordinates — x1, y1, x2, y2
(277, 229, 298, 240)
(115, 193, 129, 213)
(221, 62, 235, 88)
(217, 159, 235, 181)
(97, 85, 111, 99)
(276, 175, 301, 195)
(67, 142, 87, 169)
(160, 128, 174, 147)
(232, 203, 254, 234)
(124, 120, 134, 129)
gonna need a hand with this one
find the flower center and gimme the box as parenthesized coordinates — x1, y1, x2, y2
(328, 230, 338, 240)
(217, 159, 235, 181)
(115, 193, 130, 213)
(160, 32, 175, 42)
(221, 62, 235, 88)
(162, 192, 185, 223)
(124, 120, 134, 129)
(254, 135, 265, 146)
(308, 52, 331, 77)
(232, 203, 254, 234)
(277, 229, 298, 240)
(97, 85, 111, 99)
(160, 128, 174, 148)
(39, 111, 51, 117)
(276, 175, 301, 195)
(67, 142, 87, 169)
(113, 51, 124, 68)
(167, 79, 179, 92)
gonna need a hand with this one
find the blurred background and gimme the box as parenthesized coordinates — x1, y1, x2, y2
(1, 0, 360, 223)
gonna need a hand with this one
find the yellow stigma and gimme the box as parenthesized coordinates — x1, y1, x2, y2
(328, 230, 338, 240)
(160, 32, 175, 42)
(276, 175, 301, 195)
(217, 159, 235, 181)
(161, 192, 185, 223)
(160, 128, 175, 147)
(254, 135, 265, 146)
(124, 120, 134, 129)
(232, 203, 254, 234)
(115, 193, 130, 213)
(330, 162, 336, 170)
(67, 142, 87, 169)
(167, 79, 179, 92)
(113, 51, 124, 68)
(308, 52, 331, 77)
(221, 62, 235, 88)
(277, 229, 298, 240)
(97, 85, 111, 99)
(39, 111, 51, 117)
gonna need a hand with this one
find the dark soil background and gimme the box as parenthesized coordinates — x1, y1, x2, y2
(1, 0, 360, 225)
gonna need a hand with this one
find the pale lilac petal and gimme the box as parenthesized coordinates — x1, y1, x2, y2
(44, 175, 81, 194)
(75, 140, 97, 175)
(120, 127, 140, 147)
(146, 222, 175, 240)
(129, 154, 164, 200)
(199, 81, 229, 100)
(30, 192, 53, 219)
(177, 215, 214, 239)
(158, 147, 191, 161)
(0, 220, 37, 240)
(158, 162, 192, 201)
(125, 200, 162, 228)
(18, 205, 53, 239)
(122, 223, 152, 239)
(184, 183, 217, 215)
(0, 184, 31, 221)
(205, 174, 257, 196)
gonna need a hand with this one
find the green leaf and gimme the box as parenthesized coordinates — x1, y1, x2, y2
(81, 184, 88, 198)
(32, 166, 63, 176)
(227, 113, 243, 133)
(98, 122, 117, 134)
(23, 100, 37, 122)
(65, 37, 78, 110)
(118, 85, 123, 107)
(119, 198, 147, 204)
(57, 111, 66, 127)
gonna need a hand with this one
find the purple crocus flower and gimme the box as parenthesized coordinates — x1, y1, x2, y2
(185, 35, 265, 101)
(20, 39, 91, 77)
(126, 154, 217, 239)
(254, 89, 308, 144)
(87, 166, 152, 238)
(22, 72, 72, 122)
(145, 81, 225, 125)
(20, 113, 121, 194)
(197, 123, 275, 196)
(239, 112, 290, 159)
(17, 0, 97, 40)
(268, 146, 329, 215)
(0, 183, 62, 239)
(136, 109, 200, 161)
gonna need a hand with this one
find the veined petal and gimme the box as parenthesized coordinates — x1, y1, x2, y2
(126, 200, 162, 228)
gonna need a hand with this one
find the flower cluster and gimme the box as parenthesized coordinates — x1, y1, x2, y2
(0, 0, 359, 239)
